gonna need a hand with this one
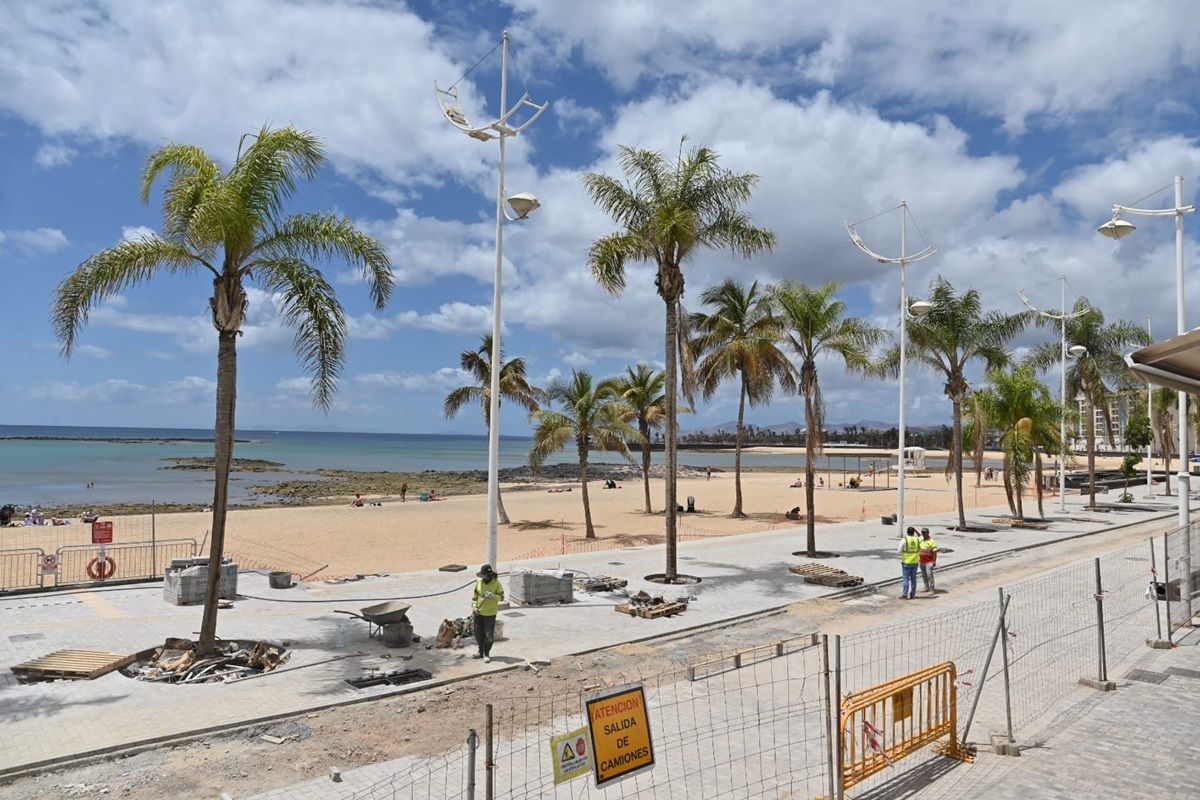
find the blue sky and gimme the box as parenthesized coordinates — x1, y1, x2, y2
(2, 0, 1200, 435)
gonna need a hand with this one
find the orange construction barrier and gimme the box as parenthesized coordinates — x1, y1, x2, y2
(837, 661, 973, 792)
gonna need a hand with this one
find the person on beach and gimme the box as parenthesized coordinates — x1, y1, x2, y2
(897, 526, 921, 600)
(919, 527, 939, 593)
(351, 494, 364, 507)
(472, 564, 505, 663)
(706, 465, 712, 481)
(400, 481, 408, 502)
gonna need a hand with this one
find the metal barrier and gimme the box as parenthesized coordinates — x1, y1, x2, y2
(54, 539, 198, 586)
(0, 548, 46, 592)
(838, 661, 972, 792)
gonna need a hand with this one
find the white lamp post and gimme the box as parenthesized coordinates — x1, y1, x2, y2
(1020, 277, 1089, 513)
(1146, 316, 1154, 499)
(437, 32, 549, 569)
(847, 202, 937, 537)
(1098, 176, 1194, 531)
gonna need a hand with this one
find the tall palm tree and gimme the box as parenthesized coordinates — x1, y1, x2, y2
(529, 371, 638, 539)
(776, 281, 885, 556)
(616, 364, 666, 513)
(691, 279, 795, 516)
(53, 127, 392, 655)
(583, 143, 776, 580)
(444, 334, 547, 524)
(1026, 299, 1150, 509)
(883, 277, 1029, 529)
(1152, 386, 1177, 495)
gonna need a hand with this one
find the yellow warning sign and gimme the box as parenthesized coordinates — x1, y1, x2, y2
(585, 683, 654, 787)
(549, 726, 591, 784)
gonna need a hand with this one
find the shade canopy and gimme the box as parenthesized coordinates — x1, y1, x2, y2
(1126, 328, 1200, 393)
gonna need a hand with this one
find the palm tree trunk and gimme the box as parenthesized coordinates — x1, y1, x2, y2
(952, 395, 966, 529)
(496, 485, 510, 526)
(664, 298, 679, 579)
(198, 330, 237, 657)
(1035, 450, 1045, 518)
(580, 443, 595, 539)
(1002, 452, 1016, 515)
(1086, 401, 1097, 509)
(640, 421, 653, 514)
(804, 375, 818, 557)
(1161, 424, 1173, 495)
(733, 375, 747, 517)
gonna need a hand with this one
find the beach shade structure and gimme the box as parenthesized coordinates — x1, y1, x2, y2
(846, 202, 937, 539)
(436, 31, 549, 569)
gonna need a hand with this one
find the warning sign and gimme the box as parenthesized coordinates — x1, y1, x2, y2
(40, 554, 59, 575)
(585, 683, 654, 787)
(549, 726, 591, 784)
(91, 521, 113, 545)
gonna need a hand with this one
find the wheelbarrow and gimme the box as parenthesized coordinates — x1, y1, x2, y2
(334, 601, 412, 640)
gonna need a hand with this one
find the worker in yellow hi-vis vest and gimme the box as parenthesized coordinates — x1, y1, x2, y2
(897, 526, 921, 600)
(472, 564, 505, 663)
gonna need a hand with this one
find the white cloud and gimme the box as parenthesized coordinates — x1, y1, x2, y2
(0, 1, 501, 188)
(395, 302, 495, 335)
(34, 142, 75, 168)
(358, 209, 503, 287)
(354, 367, 470, 393)
(121, 225, 159, 242)
(275, 377, 312, 394)
(74, 344, 112, 360)
(509, 0, 1200, 133)
(562, 351, 594, 368)
(0, 227, 69, 254)
(27, 378, 146, 403)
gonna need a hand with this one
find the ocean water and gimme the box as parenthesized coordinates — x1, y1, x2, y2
(0, 424, 938, 507)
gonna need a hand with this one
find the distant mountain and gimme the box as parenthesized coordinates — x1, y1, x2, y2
(684, 419, 946, 436)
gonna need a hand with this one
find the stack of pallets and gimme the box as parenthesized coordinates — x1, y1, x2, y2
(11, 649, 143, 683)
(788, 562, 864, 587)
(615, 591, 688, 619)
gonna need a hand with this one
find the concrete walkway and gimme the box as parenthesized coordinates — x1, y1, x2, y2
(0, 498, 1181, 776)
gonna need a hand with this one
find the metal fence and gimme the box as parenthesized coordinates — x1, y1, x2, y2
(0, 538, 198, 593)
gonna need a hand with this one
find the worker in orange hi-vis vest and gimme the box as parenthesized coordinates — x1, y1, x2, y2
(919, 527, 939, 594)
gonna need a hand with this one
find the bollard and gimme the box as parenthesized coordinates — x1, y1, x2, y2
(1079, 558, 1116, 691)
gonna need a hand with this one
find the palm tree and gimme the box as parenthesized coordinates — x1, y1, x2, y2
(53, 127, 392, 655)
(884, 277, 1028, 529)
(691, 279, 796, 517)
(529, 371, 638, 539)
(583, 143, 776, 580)
(776, 281, 885, 556)
(1153, 386, 1177, 494)
(1026, 299, 1150, 509)
(615, 364, 666, 513)
(966, 368, 1062, 519)
(444, 334, 547, 524)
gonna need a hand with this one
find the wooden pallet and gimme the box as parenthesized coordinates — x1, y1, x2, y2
(788, 563, 864, 587)
(11, 649, 141, 682)
(615, 601, 688, 619)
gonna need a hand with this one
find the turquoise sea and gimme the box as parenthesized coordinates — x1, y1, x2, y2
(0, 424, 935, 507)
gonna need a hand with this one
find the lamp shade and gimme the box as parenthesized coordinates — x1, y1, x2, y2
(909, 300, 934, 318)
(1097, 217, 1136, 240)
(1069, 345, 1088, 358)
(507, 193, 541, 219)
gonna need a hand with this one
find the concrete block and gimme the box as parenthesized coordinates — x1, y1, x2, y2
(1078, 677, 1117, 691)
(990, 733, 1020, 756)
(1147, 638, 1174, 650)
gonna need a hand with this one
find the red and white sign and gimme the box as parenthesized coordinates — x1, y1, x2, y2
(91, 521, 113, 545)
(40, 554, 59, 575)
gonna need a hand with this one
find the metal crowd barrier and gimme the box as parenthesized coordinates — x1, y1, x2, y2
(0, 539, 199, 594)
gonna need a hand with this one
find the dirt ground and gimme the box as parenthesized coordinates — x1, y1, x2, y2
(0, 514, 1171, 800)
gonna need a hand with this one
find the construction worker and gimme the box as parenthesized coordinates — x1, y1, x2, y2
(897, 526, 921, 600)
(472, 564, 505, 663)
(919, 527, 939, 593)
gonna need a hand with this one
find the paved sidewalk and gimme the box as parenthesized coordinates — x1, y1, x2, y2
(0, 498, 1180, 775)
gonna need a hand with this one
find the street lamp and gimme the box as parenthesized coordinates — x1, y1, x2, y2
(1098, 176, 1195, 532)
(847, 201, 938, 537)
(437, 32, 549, 569)
(1020, 278, 1089, 513)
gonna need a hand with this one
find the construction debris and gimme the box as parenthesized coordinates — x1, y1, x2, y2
(615, 590, 689, 619)
(345, 668, 433, 689)
(574, 575, 629, 593)
(788, 562, 864, 587)
(121, 638, 290, 684)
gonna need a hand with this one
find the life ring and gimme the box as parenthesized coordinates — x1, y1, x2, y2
(87, 556, 116, 580)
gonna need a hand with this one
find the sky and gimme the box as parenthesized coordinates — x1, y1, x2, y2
(2, 0, 1200, 435)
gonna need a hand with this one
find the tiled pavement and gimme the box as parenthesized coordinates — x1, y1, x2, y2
(0, 498, 1184, 779)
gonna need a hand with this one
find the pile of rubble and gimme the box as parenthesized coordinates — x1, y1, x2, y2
(123, 638, 288, 684)
(615, 590, 689, 619)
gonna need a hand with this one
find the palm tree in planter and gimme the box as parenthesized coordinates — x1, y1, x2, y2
(444, 334, 547, 524)
(691, 279, 796, 517)
(583, 142, 775, 581)
(54, 127, 393, 656)
(1153, 386, 1177, 494)
(1026, 299, 1150, 509)
(881, 277, 1029, 530)
(775, 281, 885, 556)
(616, 364, 667, 513)
(528, 370, 639, 539)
